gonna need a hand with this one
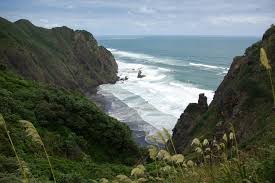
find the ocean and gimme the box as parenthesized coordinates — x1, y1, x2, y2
(95, 35, 258, 144)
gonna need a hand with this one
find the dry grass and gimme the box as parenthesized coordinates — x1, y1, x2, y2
(20, 120, 56, 183)
(0, 114, 28, 183)
(260, 47, 275, 106)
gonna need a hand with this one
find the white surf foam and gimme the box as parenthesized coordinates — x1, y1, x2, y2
(108, 48, 229, 73)
(99, 59, 214, 133)
(189, 62, 226, 70)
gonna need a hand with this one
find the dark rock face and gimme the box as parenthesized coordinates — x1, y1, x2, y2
(0, 17, 118, 93)
(172, 26, 275, 153)
(172, 94, 208, 152)
(137, 70, 146, 78)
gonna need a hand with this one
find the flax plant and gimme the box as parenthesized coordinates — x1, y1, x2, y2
(0, 114, 28, 183)
(260, 47, 275, 107)
(20, 120, 56, 183)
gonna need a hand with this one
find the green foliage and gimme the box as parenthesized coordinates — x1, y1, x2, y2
(0, 17, 118, 92)
(0, 70, 139, 181)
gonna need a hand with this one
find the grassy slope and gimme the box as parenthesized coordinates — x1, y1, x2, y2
(0, 70, 140, 182)
(0, 17, 118, 92)
(172, 25, 275, 154)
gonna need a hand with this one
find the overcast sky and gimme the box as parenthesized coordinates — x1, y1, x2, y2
(0, 0, 274, 36)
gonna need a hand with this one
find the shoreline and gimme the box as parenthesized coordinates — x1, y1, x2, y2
(89, 90, 151, 147)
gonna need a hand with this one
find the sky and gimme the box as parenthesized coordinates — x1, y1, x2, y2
(0, 0, 274, 36)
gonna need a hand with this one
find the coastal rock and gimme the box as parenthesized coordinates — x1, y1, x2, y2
(119, 76, 129, 81)
(137, 70, 146, 78)
(171, 93, 208, 152)
(171, 25, 275, 153)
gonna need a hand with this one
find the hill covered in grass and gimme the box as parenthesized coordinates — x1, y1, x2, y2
(172, 25, 275, 153)
(0, 17, 118, 93)
(0, 69, 140, 182)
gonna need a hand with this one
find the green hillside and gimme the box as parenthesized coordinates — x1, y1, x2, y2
(0, 17, 118, 93)
(0, 69, 140, 182)
(172, 25, 275, 154)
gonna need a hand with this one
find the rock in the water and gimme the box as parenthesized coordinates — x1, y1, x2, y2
(137, 70, 146, 78)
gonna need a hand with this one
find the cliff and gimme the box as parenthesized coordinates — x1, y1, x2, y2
(172, 25, 275, 153)
(0, 17, 118, 93)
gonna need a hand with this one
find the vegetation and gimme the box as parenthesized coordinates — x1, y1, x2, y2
(0, 70, 140, 182)
(260, 47, 275, 106)
(0, 17, 274, 182)
(0, 17, 118, 92)
(93, 128, 275, 183)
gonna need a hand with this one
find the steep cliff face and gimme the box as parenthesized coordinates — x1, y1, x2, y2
(172, 26, 275, 153)
(0, 17, 118, 92)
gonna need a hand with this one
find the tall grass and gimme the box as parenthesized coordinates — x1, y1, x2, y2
(260, 47, 275, 107)
(20, 120, 56, 183)
(93, 127, 265, 183)
(0, 114, 28, 183)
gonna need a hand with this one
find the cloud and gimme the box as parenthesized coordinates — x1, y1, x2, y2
(39, 18, 48, 23)
(0, 0, 274, 35)
(208, 15, 274, 25)
(137, 6, 156, 14)
(42, 23, 60, 28)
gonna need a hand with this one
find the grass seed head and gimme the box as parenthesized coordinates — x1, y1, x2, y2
(195, 147, 203, 154)
(137, 178, 147, 182)
(157, 131, 167, 144)
(148, 146, 158, 160)
(136, 165, 146, 171)
(260, 48, 271, 70)
(213, 143, 221, 151)
(116, 175, 132, 183)
(20, 120, 43, 146)
(205, 147, 211, 152)
(161, 165, 172, 172)
(157, 150, 170, 160)
(223, 133, 228, 143)
(187, 160, 195, 167)
(202, 139, 209, 146)
(171, 154, 185, 164)
(100, 178, 109, 183)
(229, 132, 234, 140)
(191, 138, 201, 146)
(131, 167, 145, 177)
(162, 128, 172, 139)
(0, 114, 5, 127)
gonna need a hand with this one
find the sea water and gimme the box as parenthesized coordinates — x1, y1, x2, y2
(96, 35, 258, 139)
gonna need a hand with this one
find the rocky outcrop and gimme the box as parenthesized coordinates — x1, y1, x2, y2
(137, 70, 146, 78)
(0, 17, 118, 93)
(172, 25, 275, 153)
(172, 94, 208, 152)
